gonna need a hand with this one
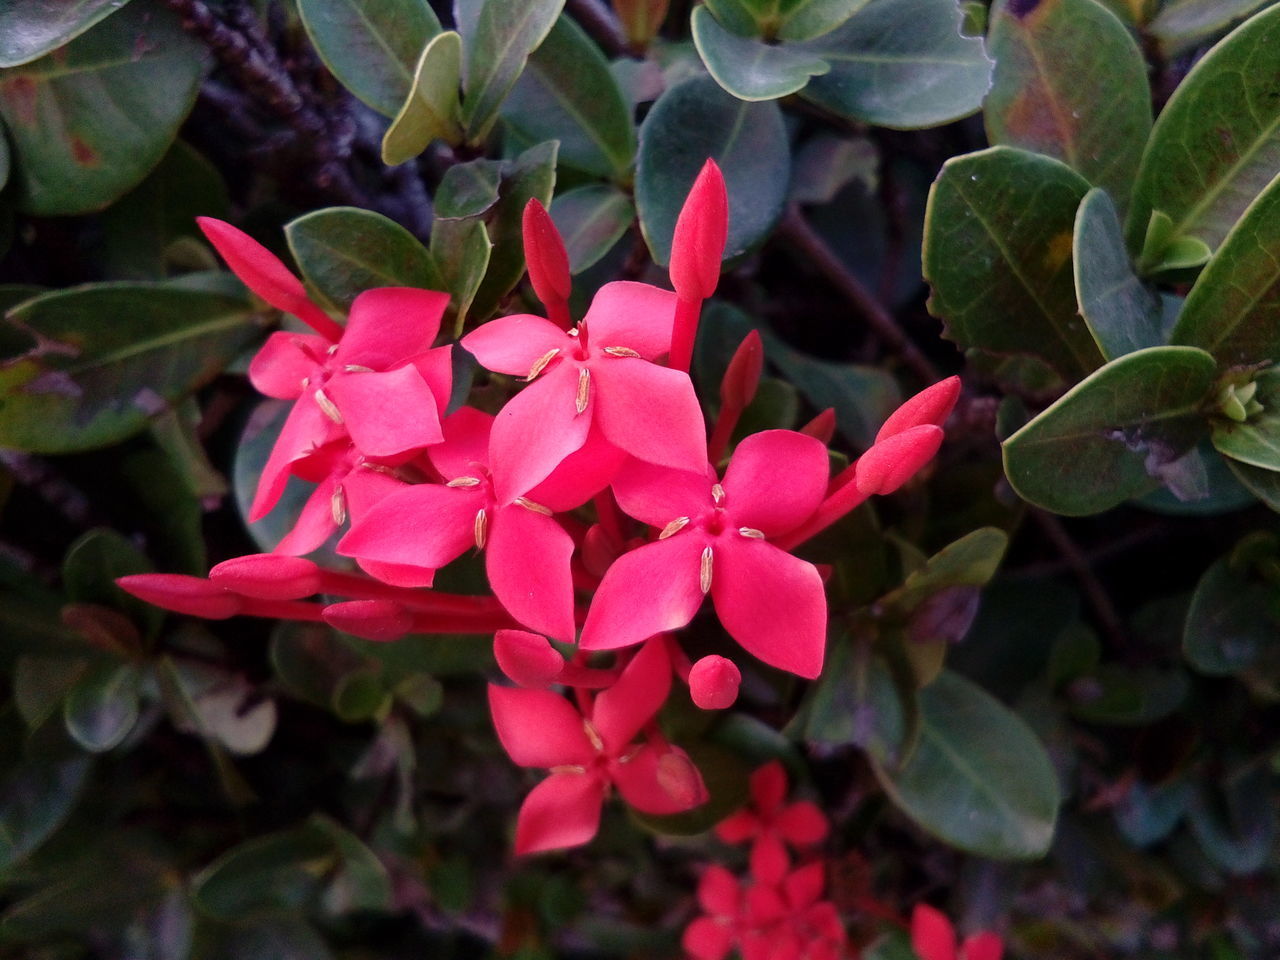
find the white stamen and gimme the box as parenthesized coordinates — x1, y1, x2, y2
(575, 367, 591, 414)
(525, 348, 560, 381)
(699, 546, 714, 594)
(711, 483, 725, 506)
(474, 508, 488, 549)
(514, 497, 552, 515)
(446, 476, 482, 487)
(738, 527, 765, 539)
(658, 517, 691, 540)
(331, 485, 347, 525)
(343, 364, 374, 373)
(326, 344, 339, 356)
(314, 387, 343, 424)
(603, 346, 641, 358)
(583, 719, 604, 753)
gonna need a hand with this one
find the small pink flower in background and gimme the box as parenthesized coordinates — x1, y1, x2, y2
(910, 904, 1003, 960)
(716, 761, 829, 884)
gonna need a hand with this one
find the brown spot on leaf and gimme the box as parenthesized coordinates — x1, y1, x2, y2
(1007, 0, 1043, 16)
(1, 75, 38, 126)
(1044, 231, 1073, 273)
(71, 136, 100, 167)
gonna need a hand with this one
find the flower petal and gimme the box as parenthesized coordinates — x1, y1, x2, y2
(714, 809, 760, 845)
(911, 904, 959, 960)
(428, 406, 494, 480)
(875, 376, 961, 443)
(461, 313, 573, 376)
(682, 917, 734, 960)
(591, 638, 671, 754)
(782, 862, 825, 910)
(337, 483, 480, 570)
(592, 360, 706, 472)
(487, 685, 594, 768)
(334, 287, 448, 368)
(250, 398, 341, 521)
(494, 629, 565, 688)
(579, 534, 708, 651)
(961, 932, 1004, 960)
(274, 471, 340, 556)
(712, 539, 827, 679)
(582, 281, 679, 360)
(749, 833, 789, 886)
(722, 430, 829, 537)
(610, 457, 715, 527)
(611, 743, 708, 814)
(248, 332, 324, 399)
(326, 365, 443, 458)
(413, 343, 454, 415)
(749, 761, 789, 817)
(487, 503, 576, 642)
(776, 801, 829, 847)
(514, 771, 606, 855)
(697, 864, 741, 917)
(526, 423, 627, 513)
(489, 365, 592, 503)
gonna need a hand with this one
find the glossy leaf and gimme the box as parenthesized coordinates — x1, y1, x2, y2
(0, 3, 204, 216)
(1074, 188, 1164, 360)
(636, 75, 789, 265)
(381, 30, 464, 165)
(550, 185, 635, 274)
(879, 527, 1009, 615)
(63, 528, 159, 639)
(692, 6, 830, 102)
(872, 670, 1060, 859)
(1227, 457, 1280, 511)
(985, 0, 1151, 210)
(0, 0, 134, 68)
(164, 657, 278, 755)
(796, 0, 993, 130)
(63, 662, 141, 752)
(0, 279, 261, 454)
(298, 0, 440, 117)
(1212, 367, 1280, 470)
(1183, 556, 1279, 675)
(431, 218, 492, 331)
(502, 15, 636, 178)
(0, 754, 92, 870)
(1188, 765, 1276, 874)
(1002, 346, 1217, 515)
(1171, 172, 1280, 367)
(192, 823, 337, 921)
(460, 0, 564, 143)
(1149, 0, 1276, 58)
(1126, 4, 1280, 252)
(925, 146, 1103, 380)
(286, 207, 442, 311)
(767, 349, 900, 450)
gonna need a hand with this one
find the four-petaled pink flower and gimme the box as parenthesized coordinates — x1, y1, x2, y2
(911, 904, 1003, 960)
(488, 638, 708, 854)
(716, 760, 830, 884)
(581, 430, 831, 678)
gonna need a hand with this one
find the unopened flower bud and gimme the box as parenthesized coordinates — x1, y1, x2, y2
(855, 424, 943, 496)
(656, 747, 710, 809)
(669, 159, 728, 302)
(689, 655, 740, 710)
(209, 554, 322, 599)
(800, 407, 837, 444)
(522, 199, 572, 318)
(115, 574, 242, 619)
(323, 599, 414, 642)
(874, 375, 961, 443)
(720, 331, 763, 410)
(494, 629, 565, 688)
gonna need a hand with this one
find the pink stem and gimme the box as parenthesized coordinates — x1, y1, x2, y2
(668, 297, 702, 374)
(546, 299, 573, 331)
(774, 479, 873, 552)
(707, 401, 742, 465)
(665, 634, 694, 684)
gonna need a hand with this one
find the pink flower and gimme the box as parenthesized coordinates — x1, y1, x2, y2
(911, 904, 1003, 960)
(487, 638, 708, 854)
(716, 761, 829, 885)
(580, 430, 830, 678)
(461, 281, 705, 504)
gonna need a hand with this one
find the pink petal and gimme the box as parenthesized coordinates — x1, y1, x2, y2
(250, 398, 342, 521)
(273, 472, 340, 556)
(341, 464, 406, 519)
(334, 287, 448, 369)
(579, 534, 708, 651)
(486, 504, 576, 642)
(722, 431, 829, 538)
(247, 332, 324, 399)
(776, 801, 829, 847)
(326, 365, 443, 458)
(428, 406, 494, 480)
(611, 743, 708, 814)
(855, 425, 943, 497)
(592, 360, 706, 472)
(961, 932, 1004, 960)
(669, 160, 728, 302)
(682, 917, 735, 960)
(514, 771, 606, 855)
(337, 483, 480, 570)
(697, 864, 741, 917)
(911, 904, 958, 960)
(582, 281, 679, 360)
(781, 862, 825, 910)
(750, 761, 789, 817)
(355, 559, 436, 589)
(412, 344, 454, 415)
(610, 457, 715, 527)
(487, 685, 594, 768)
(749, 833, 790, 886)
(712, 539, 827, 679)
(461, 314, 573, 376)
(489, 365, 592, 503)
(590, 638, 671, 754)
(494, 629, 565, 688)
(743, 884, 787, 927)
(714, 809, 760, 845)
(525, 423, 627, 513)
(875, 376, 961, 443)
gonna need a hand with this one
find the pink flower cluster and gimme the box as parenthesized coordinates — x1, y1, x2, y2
(119, 162, 959, 859)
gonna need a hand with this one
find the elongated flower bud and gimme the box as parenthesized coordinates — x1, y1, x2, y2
(522, 199, 572, 328)
(721, 331, 763, 411)
(800, 407, 837, 445)
(874, 376, 961, 443)
(855, 425, 943, 496)
(116, 574, 242, 619)
(689, 655, 740, 710)
(209, 554, 322, 600)
(323, 599, 414, 642)
(669, 159, 728, 302)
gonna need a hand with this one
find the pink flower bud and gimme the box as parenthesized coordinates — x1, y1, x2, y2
(720, 331, 763, 410)
(115, 574, 242, 619)
(209, 554, 322, 600)
(689, 655, 741, 710)
(874, 375, 961, 443)
(855, 425, 943, 496)
(669, 159, 728, 302)
(323, 599, 414, 642)
(800, 407, 837, 444)
(656, 746, 710, 810)
(522, 199, 572, 309)
(494, 629, 565, 688)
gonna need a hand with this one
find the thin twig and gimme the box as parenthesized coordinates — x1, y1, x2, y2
(567, 0, 629, 58)
(1030, 509, 1127, 650)
(777, 205, 940, 384)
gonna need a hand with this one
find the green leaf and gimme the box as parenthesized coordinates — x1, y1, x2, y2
(636, 75, 789, 266)
(63, 662, 141, 752)
(0, 279, 262, 454)
(795, 0, 993, 130)
(381, 30, 464, 165)
(1188, 764, 1276, 874)
(767, 350, 900, 450)
(460, 0, 565, 143)
(1114, 779, 1192, 847)
(286, 207, 441, 312)
(1212, 367, 1280, 469)
(878, 527, 1009, 615)
(502, 15, 636, 178)
(62, 528, 159, 639)
(1073, 188, 1165, 360)
(431, 218, 493, 332)
(707, 0, 874, 40)
(1149, 0, 1276, 58)
(1002, 346, 1217, 515)
(310, 815, 394, 914)
(985, 0, 1151, 211)
(1171, 172, 1280, 367)
(192, 824, 336, 921)
(0, 3, 204, 216)
(199, 920, 335, 960)
(550, 185, 635, 274)
(924, 146, 1104, 380)
(1126, 3, 1280, 252)
(434, 158, 504, 219)
(871, 670, 1060, 859)
(1066, 665, 1188, 725)
(1183, 556, 1279, 675)
(1227, 456, 1280, 511)
(0, 754, 91, 870)
(692, 6, 831, 102)
(99, 141, 229, 281)
(298, 0, 441, 117)
(0, 0, 134, 68)
(163, 657, 278, 755)
(803, 638, 913, 758)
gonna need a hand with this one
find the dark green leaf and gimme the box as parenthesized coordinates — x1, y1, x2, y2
(636, 75, 789, 265)
(1212, 367, 1280, 470)
(1227, 456, 1280, 511)
(1150, 0, 1276, 59)
(872, 670, 1060, 859)
(0, 279, 262, 454)
(63, 662, 141, 752)
(381, 30, 464, 165)
(1137, 441, 1257, 515)
(1183, 556, 1279, 675)
(298, 0, 441, 117)
(286, 207, 441, 311)
(431, 218, 492, 332)
(692, 6, 830, 102)
(0, 4, 204, 215)
(0, 753, 91, 870)
(1074, 188, 1164, 360)
(460, 0, 564, 143)
(707, 0, 873, 40)
(1002, 346, 1217, 515)
(878, 527, 1009, 615)
(985, 0, 1151, 210)
(796, 0, 992, 130)
(62, 528, 158, 638)
(1126, 3, 1280, 252)
(767, 350, 900, 450)
(1114, 779, 1193, 847)
(310, 815, 393, 913)
(1171, 172, 1280, 367)
(192, 824, 336, 921)
(199, 920, 335, 960)
(924, 146, 1103, 380)
(1066, 665, 1188, 725)
(550, 185, 635, 274)
(331, 668, 391, 722)
(1188, 764, 1276, 874)
(0, 0, 134, 68)
(502, 15, 636, 178)
(434, 158, 504, 219)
